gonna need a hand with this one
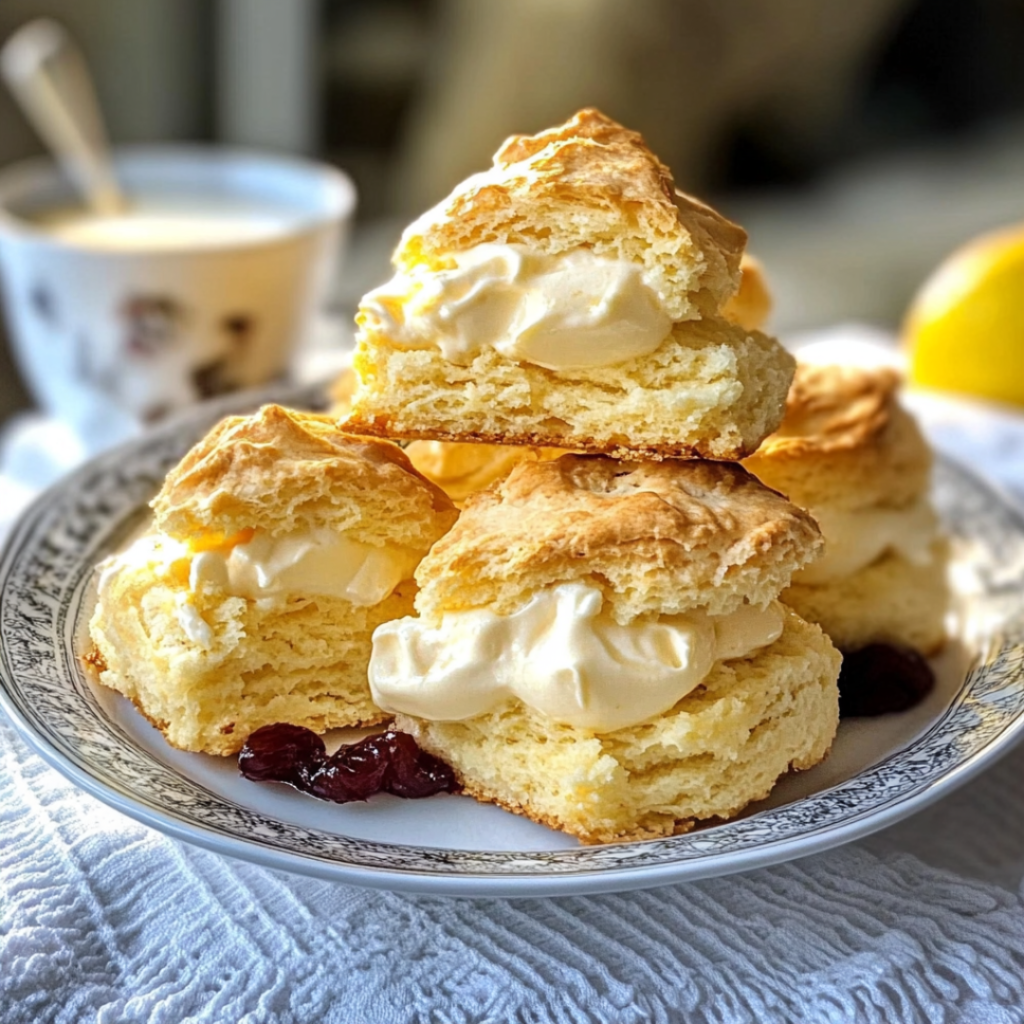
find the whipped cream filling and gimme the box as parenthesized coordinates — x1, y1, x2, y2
(369, 583, 785, 733)
(360, 243, 673, 369)
(187, 528, 418, 605)
(794, 498, 939, 585)
(101, 526, 417, 614)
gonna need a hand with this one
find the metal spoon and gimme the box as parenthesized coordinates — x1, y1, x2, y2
(1, 18, 126, 215)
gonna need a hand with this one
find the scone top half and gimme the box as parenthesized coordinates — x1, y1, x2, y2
(743, 363, 932, 511)
(415, 455, 821, 622)
(371, 455, 824, 734)
(389, 108, 746, 324)
(150, 404, 458, 606)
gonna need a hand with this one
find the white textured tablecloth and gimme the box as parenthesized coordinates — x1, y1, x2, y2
(4, 330, 1024, 1024)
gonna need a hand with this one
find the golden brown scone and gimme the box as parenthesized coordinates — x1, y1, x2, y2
(394, 107, 746, 320)
(153, 404, 455, 548)
(375, 460, 838, 844)
(722, 254, 772, 332)
(344, 108, 795, 461)
(404, 440, 567, 505)
(90, 404, 459, 755)
(415, 454, 822, 624)
(399, 607, 840, 844)
(743, 363, 947, 654)
(742, 363, 932, 511)
(347, 319, 795, 461)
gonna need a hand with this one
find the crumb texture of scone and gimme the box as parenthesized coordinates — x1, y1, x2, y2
(153, 403, 457, 545)
(783, 544, 950, 655)
(348, 318, 795, 461)
(90, 570, 412, 756)
(90, 405, 460, 755)
(393, 107, 746, 320)
(398, 607, 840, 844)
(414, 454, 822, 624)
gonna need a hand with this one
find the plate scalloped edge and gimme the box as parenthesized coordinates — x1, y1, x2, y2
(3, 387, 1024, 896)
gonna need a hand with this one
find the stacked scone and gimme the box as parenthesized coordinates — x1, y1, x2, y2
(338, 108, 845, 841)
(345, 109, 794, 461)
(89, 405, 457, 755)
(90, 108, 870, 843)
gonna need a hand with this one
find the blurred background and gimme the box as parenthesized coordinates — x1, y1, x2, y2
(1, 0, 1024, 426)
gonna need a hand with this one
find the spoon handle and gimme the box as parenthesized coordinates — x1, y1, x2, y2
(1, 18, 125, 215)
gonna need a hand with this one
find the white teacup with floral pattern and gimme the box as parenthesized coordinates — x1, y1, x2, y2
(0, 147, 355, 449)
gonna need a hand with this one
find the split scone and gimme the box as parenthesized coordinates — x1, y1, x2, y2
(344, 108, 795, 460)
(743, 363, 948, 654)
(369, 455, 841, 844)
(88, 404, 458, 755)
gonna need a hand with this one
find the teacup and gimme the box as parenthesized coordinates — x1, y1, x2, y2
(0, 147, 355, 450)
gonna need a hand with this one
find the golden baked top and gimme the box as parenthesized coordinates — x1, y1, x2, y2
(152, 404, 458, 549)
(389, 108, 746, 321)
(743, 363, 932, 510)
(414, 454, 821, 623)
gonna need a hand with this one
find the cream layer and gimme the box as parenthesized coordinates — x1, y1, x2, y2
(794, 499, 939, 585)
(369, 583, 785, 732)
(360, 243, 672, 369)
(96, 528, 418, 646)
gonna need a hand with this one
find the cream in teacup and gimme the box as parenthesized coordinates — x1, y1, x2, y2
(34, 196, 295, 250)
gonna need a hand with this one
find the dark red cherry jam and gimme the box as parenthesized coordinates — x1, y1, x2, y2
(838, 643, 936, 717)
(239, 724, 460, 803)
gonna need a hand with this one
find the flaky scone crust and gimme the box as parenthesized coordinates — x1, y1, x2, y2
(392, 108, 746, 315)
(151, 404, 457, 546)
(415, 455, 822, 622)
(743, 363, 932, 509)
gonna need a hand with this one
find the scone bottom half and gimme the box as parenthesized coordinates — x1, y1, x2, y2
(369, 455, 842, 844)
(342, 107, 795, 462)
(86, 405, 459, 757)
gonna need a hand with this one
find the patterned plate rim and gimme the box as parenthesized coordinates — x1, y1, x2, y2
(2, 387, 1024, 897)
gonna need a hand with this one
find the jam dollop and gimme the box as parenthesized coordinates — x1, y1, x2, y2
(238, 724, 460, 803)
(838, 643, 936, 717)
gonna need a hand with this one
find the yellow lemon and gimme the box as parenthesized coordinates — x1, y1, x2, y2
(903, 223, 1024, 406)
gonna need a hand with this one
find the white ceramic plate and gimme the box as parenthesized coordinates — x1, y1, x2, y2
(2, 387, 1024, 897)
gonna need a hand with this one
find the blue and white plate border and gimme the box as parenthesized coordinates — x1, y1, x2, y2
(2, 387, 1024, 897)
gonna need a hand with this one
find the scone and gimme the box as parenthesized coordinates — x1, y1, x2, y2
(369, 455, 841, 844)
(743, 363, 948, 654)
(344, 108, 795, 461)
(722, 254, 772, 332)
(88, 404, 458, 755)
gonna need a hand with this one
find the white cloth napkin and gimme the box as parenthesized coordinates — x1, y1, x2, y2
(4, 328, 1024, 1023)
